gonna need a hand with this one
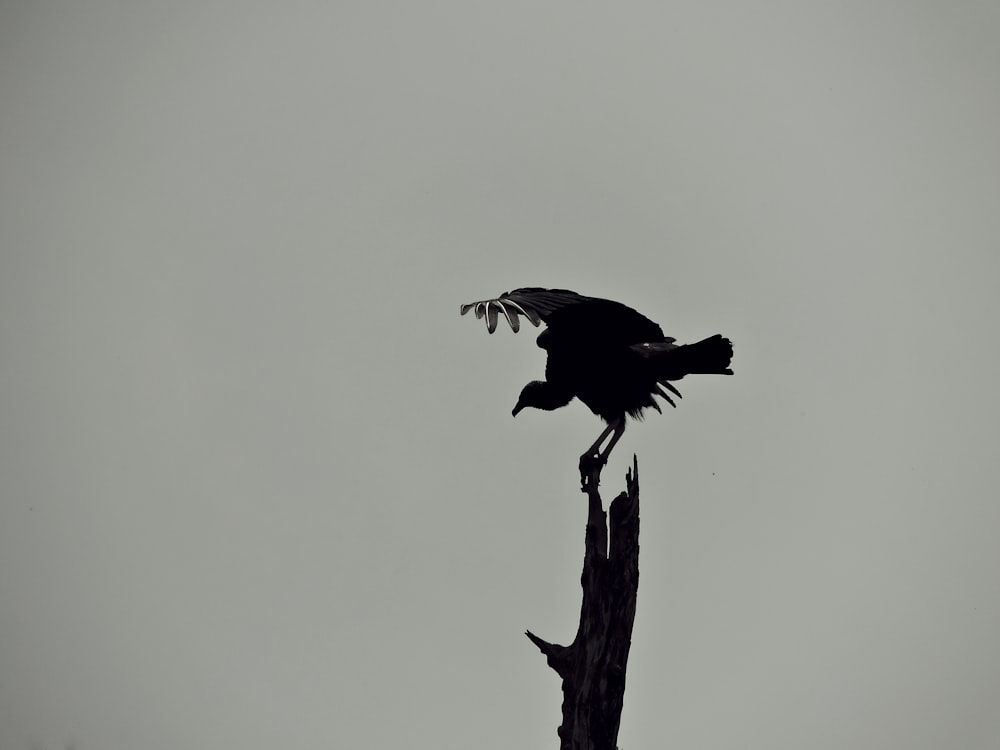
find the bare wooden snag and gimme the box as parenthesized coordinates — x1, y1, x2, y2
(526, 455, 640, 750)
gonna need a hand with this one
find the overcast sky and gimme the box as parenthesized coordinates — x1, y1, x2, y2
(2, 2, 999, 749)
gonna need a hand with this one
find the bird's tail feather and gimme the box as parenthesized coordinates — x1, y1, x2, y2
(654, 334, 733, 380)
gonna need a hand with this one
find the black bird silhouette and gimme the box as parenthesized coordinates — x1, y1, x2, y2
(461, 287, 733, 475)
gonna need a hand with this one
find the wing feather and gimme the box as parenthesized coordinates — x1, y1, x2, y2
(460, 288, 591, 333)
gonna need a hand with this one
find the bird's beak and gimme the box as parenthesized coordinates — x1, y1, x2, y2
(512, 402, 524, 417)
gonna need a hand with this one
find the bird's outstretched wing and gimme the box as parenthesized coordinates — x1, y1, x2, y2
(462, 287, 665, 347)
(459, 287, 592, 333)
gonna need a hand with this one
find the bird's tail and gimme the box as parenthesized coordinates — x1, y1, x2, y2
(653, 334, 734, 380)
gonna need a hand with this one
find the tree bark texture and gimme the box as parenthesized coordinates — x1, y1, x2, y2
(526, 455, 640, 750)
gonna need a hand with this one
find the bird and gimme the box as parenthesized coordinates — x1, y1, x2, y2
(461, 287, 733, 477)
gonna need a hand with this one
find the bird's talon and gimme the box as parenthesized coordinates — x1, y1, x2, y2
(578, 452, 607, 489)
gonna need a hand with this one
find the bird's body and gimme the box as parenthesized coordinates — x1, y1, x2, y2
(461, 287, 733, 473)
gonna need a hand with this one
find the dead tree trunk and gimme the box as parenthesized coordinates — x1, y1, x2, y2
(526, 455, 641, 750)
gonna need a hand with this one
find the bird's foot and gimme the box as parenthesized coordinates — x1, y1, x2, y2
(578, 451, 606, 491)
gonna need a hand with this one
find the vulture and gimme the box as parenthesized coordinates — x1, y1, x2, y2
(461, 287, 733, 472)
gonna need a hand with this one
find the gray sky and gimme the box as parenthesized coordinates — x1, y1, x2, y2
(2, 2, 999, 749)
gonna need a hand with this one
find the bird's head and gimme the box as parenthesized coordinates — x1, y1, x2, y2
(512, 380, 573, 416)
(512, 381, 545, 417)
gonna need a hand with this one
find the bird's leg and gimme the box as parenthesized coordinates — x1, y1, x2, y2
(598, 418, 626, 463)
(579, 417, 625, 489)
(583, 421, 617, 462)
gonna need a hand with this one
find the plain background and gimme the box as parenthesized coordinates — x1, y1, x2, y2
(2, 2, 999, 749)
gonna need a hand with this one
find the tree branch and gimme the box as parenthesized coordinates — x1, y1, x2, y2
(526, 455, 641, 750)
